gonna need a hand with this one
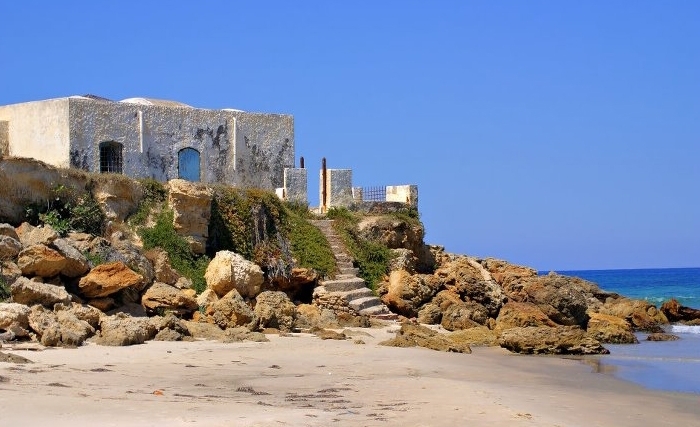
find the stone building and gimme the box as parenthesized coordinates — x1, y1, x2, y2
(0, 95, 294, 189)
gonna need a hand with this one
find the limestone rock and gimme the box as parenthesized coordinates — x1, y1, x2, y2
(440, 300, 488, 330)
(388, 248, 417, 274)
(204, 250, 263, 298)
(0, 302, 31, 337)
(0, 261, 21, 287)
(141, 282, 198, 315)
(270, 267, 317, 299)
(498, 326, 609, 355)
(0, 235, 22, 259)
(379, 323, 472, 353)
(106, 234, 154, 288)
(448, 326, 499, 347)
(586, 312, 638, 344)
(508, 273, 590, 327)
(93, 313, 158, 346)
(222, 327, 269, 343)
(78, 262, 144, 298)
(293, 304, 340, 330)
(495, 301, 557, 332)
(206, 289, 256, 330)
(10, 276, 71, 307)
(417, 302, 442, 325)
(51, 238, 90, 277)
(17, 244, 68, 278)
(357, 216, 425, 260)
(144, 248, 179, 285)
(436, 257, 505, 318)
(254, 291, 296, 332)
(167, 179, 213, 255)
(379, 270, 442, 318)
(660, 298, 700, 324)
(479, 258, 538, 290)
(88, 297, 116, 312)
(599, 297, 668, 332)
(181, 320, 226, 341)
(27, 305, 94, 347)
(196, 288, 218, 308)
(646, 333, 680, 341)
(92, 177, 143, 222)
(63, 303, 102, 329)
(16, 223, 59, 247)
(0, 223, 19, 241)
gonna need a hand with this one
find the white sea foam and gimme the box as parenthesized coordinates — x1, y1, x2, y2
(670, 325, 700, 334)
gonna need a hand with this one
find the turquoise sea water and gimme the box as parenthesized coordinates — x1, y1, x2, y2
(556, 268, 700, 394)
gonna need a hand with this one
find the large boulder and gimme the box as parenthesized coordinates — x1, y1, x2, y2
(494, 301, 557, 332)
(106, 233, 155, 288)
(293, 304, 340, 330)
(357, 216, 425, 259)
(17, 244, 68, 278)
(141, 282, 198, 316)
(498, 325, 609, 355)
(10, 277, 71, 307)
(206, 289, 256, 330)
(598, 297, 668, 332)
(379, 323, 472, 353)
(93, 313, 158, 346)
(508, 273, 590, 327)
(167, 179, 213, 255)
(0, 234, 22, 259)
(431, 290, 489, 330)
(254, 291, 296, 332)
(27, 305, 94, 347)
(586, 312, 638, 344)
(660, 299, 700, 324)
(479, 258, 538, 290)
(435, 257, 505, 317)
(0, 302, 31, 337)
(0, 261, 21, 285)
(78, 262, 145, 298)
(91, 176, 143, 222)
(0, 223, 19, 241)
(144, 248, 180, 286)
(204, 251, 263, 298)
(379, 270, 442, 318)
(51, 238, 90, 277)
(16, 223, 59, 247)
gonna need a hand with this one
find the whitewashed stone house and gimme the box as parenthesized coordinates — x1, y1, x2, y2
(0, 95, 294, 189)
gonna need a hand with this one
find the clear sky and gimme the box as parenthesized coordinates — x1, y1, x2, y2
(1, 1, 698, 271)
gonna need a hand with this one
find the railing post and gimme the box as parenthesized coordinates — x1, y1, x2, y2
(321, 157, 327, 213)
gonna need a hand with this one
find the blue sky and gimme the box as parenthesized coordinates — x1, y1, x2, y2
(1, 2, 698, 271)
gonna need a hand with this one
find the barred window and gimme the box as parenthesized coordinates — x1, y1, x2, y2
(99, 141, 123, 174)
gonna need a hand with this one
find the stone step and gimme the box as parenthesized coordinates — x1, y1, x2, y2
(349, 296, 384, 312)
(338, 267, 359, 276)
(320, 277, 367, 292)
(342, 287, 374, 300)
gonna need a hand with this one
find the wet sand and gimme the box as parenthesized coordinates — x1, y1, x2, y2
(1, 324, 699, 426)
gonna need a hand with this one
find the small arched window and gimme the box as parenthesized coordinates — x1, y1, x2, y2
(99, 141, 123, 174)
(178, 147, 201, 182)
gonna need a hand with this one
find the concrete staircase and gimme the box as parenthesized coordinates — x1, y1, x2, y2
(310, 219, 394, 318)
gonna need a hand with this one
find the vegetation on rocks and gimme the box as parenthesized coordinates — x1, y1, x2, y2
(327, 207, 392, 289)
(286, 205, 336, 278)
(25, 184, 105, 236)
(128, 178, 167, 226)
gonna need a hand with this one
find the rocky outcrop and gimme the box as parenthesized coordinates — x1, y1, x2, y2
(379, 270, 442, 317)
(0, 234, 21, 259)
(10, 277, 72, 307)
(495, 301, 557, 331)
(78, 262, 145, 298)
(28, 305, 95, 347)
(16, 223, 59, 247)
(93, 313, 158, 346)
(586, 312, 638, 344)
(646, 333, 680, 341)
(51, 238, 90, 277)
(167, 179, 213, 255)
(91, 177, 143, 222)
(145, 248, 180, 286)
(141, 282, 198, 315)
(205, 289, 256, 330)
(380, 323, 472, 353)
(598, 297, 668, 332)
(436, 257, 505, 318)
(254, 291, 296, 331)
(0, 302, 31, 337)
(17, 244, 68, 278)
(498, 326, 609, 355)
(660, 299, 700, 324)
(204, 250, 263, 298)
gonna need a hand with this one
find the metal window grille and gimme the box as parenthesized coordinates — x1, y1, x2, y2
(362, 186, 386, 202)
(99, 142, 123, 174)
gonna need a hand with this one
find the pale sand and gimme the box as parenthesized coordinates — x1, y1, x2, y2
(1, 324, 699, 427)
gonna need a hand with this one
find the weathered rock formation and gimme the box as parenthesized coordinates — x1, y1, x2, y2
(205, 250, 264, 298)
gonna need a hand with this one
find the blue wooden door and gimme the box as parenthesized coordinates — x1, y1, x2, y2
(178, 148, 201, 181)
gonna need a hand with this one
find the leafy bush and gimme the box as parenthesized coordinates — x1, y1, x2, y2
(286, 209, 336, 278)
(140, 209, 209, 293)
(25, 184, 105, 236)
(0, 277, 9, 301)
(208, 188, 293, 280)
(128, 178, 167, 226)
(327, 207, 392, 290)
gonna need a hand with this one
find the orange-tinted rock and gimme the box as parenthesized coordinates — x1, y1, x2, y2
(78, 262, 144, 298)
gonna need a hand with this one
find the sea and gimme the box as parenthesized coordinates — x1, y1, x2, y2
(555, 268, 700, 395)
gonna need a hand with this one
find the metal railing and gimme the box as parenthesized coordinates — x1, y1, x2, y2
(360, 186, 387, 202)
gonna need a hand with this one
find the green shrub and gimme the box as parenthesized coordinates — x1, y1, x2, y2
(208, 188, 293, 280)
(140, 209, 209, 293)
(286, 210, 336, 278)
(25, 184, 105, 236)
(128, 178, 167, 226)
(327, 207, 392, 290)
(0, 277, 9, 302)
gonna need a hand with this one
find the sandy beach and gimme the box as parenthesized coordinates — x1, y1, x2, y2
(0, 323, 698, 427)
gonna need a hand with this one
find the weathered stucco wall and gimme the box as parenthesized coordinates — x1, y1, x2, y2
(283, 168, 308, 204)
(320, 168, 353, 211)
(386, 185, 418, 208)
(0, 99, 71, 166)
(0, 121, 8, 157)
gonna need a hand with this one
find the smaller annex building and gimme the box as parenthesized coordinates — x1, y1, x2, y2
(0, 95, 294, 189)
